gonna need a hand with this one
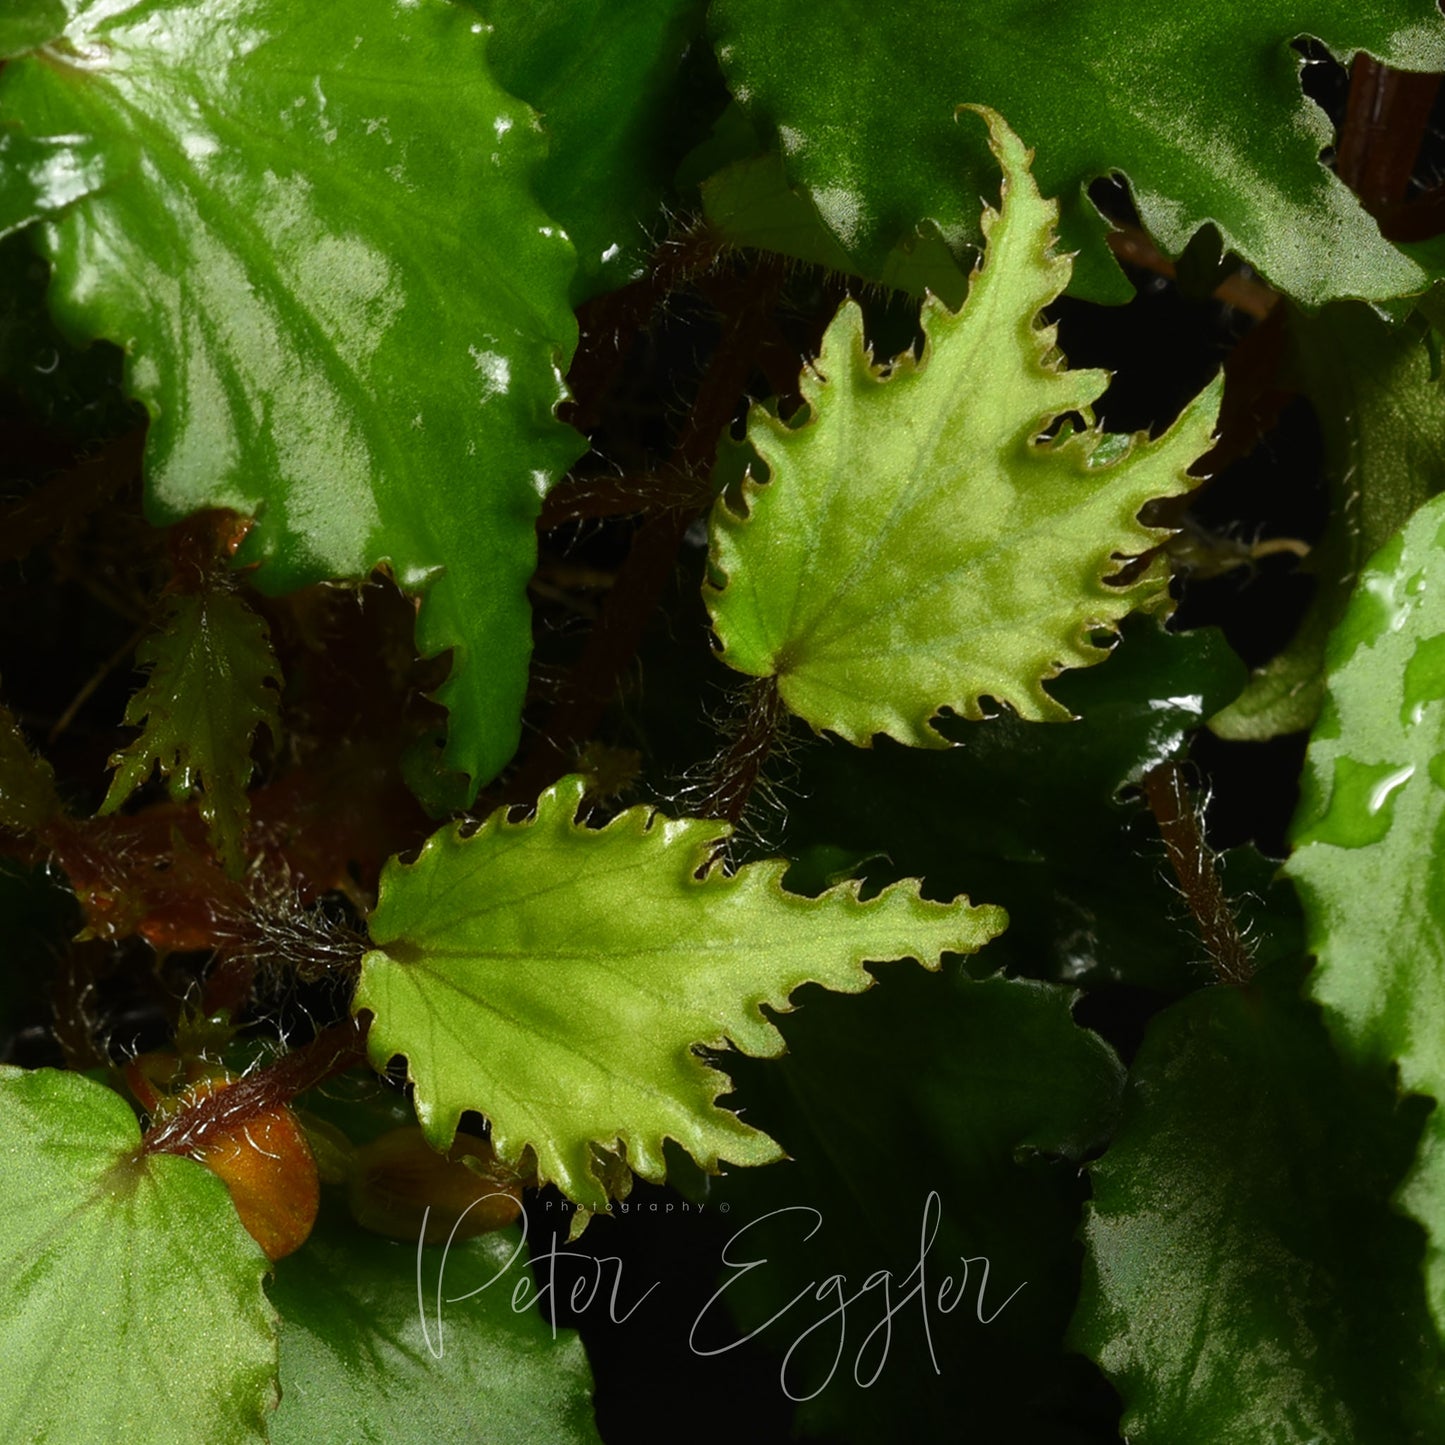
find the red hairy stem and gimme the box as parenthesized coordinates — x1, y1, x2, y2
(697, 674, 787, 826)
(1141, 762, 1253, 986)
(141, 1017, 368, 1157)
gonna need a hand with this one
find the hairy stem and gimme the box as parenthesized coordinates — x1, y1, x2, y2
(1142, 761, 1253, 986)
(142, 1016, 368, 1157)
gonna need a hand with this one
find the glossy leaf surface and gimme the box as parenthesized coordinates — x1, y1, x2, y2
(99, 585, 281, 872)
(485, 0, 707, 303)
(1287, 491, 1445, 1333)
(270, 1211, 601, 1444)
(356, 774, 1005, 1209)
(708, 0, 1445, 305)
(0, 1066, 276, 1443)
(779, 617, 1286, 992)
(1072, 970, 1445, 1442)
(0, 0, 583, 791)
(707, 109, 1220, 744)
(1213, 306, 1445, 739)
(714, 968, 1123, 1441)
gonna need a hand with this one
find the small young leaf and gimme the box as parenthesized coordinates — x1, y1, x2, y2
(100, 585, 281, 873)
(1286, 490, 1445, 1336)
(706, 108, 1221, 746)
(269, 1212, 601, 1445)
(1071, 970, 1445, 1442)
(0, 1066, 277, 1444)
(355, 775, 1005, 1210)
(707, 0, 1445, 305)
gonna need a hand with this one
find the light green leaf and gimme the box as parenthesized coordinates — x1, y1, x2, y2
(1212, 305, 1445, 740)
(705, 108, 1221, 745)
(356, 774, 1005, 1210)
(1286, 490, 1445, 1337)
(484, 0, 707, 303)
(0, 1066, 277, 1445)
(0, 0, 584, 793)
(707, 0, 1445, 305)
(270, 1211, 600, 1444)
(99, 585, 281, 873)
(1072, 970, 1445, 1443)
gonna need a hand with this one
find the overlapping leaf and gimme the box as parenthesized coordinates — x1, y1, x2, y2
(0, 0, 584, 792)
(99, 586, 280, 872)
(1286, 491, 1445, 1335)
(712, 968, 1123, 1441)
(355, 774, 1005, 1210)
(484, 0, 708, 303)
(779, 617, 1294, 993)
(1213, 304, 1445, 739)
(0, 1066, 277, 1444)
(706, 108, 1221, 746)
(270, 1212, 600, 1444)
(708, 0, 1445, 305)
(1072, 969, 1445, 1442)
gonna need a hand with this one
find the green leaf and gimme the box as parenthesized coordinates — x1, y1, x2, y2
(686, 106, 969, 308)
(356, 774, 1005, 1210)
(484, 0, 708, 303)
(0, 1066, 277, 1444)
(706, 108, 1221, 745)
(269, 1210, 601, 1444)
(1071, 969, 1445, 1442)
(0, 231, 134, 441)
(0, 697, 61, 834)
(1286, 490, 1445, 1336)
(713, 968, 1123, 1441)
(1212, 304, 1445, 740)
(0, 129, 110, 239)
(99, 585, 281, 873)
(707, 0, 1445, 306)
(780, 617, 1268, 992)
(0, 0, 584, 792)
(0, 2, 65, 59)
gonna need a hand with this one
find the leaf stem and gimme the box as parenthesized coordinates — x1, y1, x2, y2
(141, 1017, 368, 1157)
(1141, 761, 1253, 986)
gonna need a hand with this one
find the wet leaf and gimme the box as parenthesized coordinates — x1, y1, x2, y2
(0, 0, 584, 793)
(708, 0, 1445, 304)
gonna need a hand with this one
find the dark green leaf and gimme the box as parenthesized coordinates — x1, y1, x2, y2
(485, 0, 709, 303)
(712, 968, 1123, 1441)
(0, 0, 585, 792)
(1072, 968, 1445, 1442)
(707, 0, 1445, 304)
(782, 617, 1251, 991)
